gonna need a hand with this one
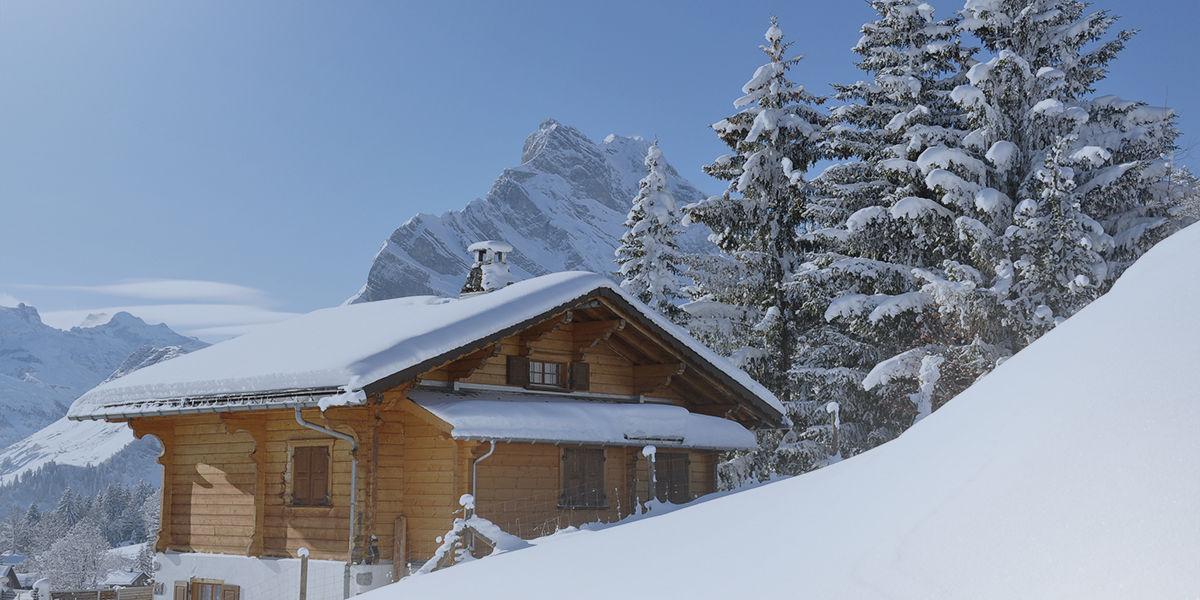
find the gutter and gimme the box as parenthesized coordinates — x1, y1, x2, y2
(294, 407, 358, 598)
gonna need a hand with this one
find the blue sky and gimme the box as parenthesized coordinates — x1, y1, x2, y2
(1, 1, 1196, 340)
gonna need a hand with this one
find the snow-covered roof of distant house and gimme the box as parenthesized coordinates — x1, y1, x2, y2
(411, 390, 757, 451)
(0, 555, 24, 567)
(102, 571, 147, 587)
(68, 272, 783, 423)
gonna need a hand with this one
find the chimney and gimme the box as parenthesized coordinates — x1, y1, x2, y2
(461, 241, 515, 295)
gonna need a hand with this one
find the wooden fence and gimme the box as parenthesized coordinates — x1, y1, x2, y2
(50, 587, 152, 600)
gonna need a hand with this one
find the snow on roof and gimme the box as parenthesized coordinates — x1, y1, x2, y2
(467, 240, 514, 253)
(372, 224, 1200, 598)
(68, 272, 782, 421)
(101, 571, 146, 587)
(411, 389, 757, 450)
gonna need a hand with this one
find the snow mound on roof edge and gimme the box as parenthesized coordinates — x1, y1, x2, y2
(374, 224, 1200, 598)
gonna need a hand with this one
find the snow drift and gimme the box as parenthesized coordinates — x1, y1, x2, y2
(373, 224, 1200, 598)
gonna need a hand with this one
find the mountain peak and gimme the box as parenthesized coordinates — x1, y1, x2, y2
(520, 118, 596, 165)
(349, 119, 714, 303)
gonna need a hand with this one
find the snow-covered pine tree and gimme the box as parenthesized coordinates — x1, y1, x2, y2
(1004, 134, 1108, 338)
(773, 0, 976, 472)
(837, 0, 1196, 425)
(684, 16, 827, 401)
(615, 142, 687, 321)
(955, 0, 1194, 321)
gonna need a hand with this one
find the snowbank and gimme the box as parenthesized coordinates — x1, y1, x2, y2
(370, 224, 1200, 598)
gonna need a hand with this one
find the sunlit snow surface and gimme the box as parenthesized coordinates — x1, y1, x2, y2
(374, 224, 1200, 598)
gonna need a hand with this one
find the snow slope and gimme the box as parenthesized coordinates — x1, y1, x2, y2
(0, 345, 194, 486)
(349, 119, 713, 302)
(374, 224, 1200, 598)
(0, 305, 205, 446)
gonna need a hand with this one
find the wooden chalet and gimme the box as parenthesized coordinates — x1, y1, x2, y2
(68, 254, 784, 600)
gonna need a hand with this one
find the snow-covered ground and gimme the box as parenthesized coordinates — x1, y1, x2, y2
(371, 224, 1200, 598)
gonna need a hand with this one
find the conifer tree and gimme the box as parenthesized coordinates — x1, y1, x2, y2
(832, 0, 1196, 433)
(615, 142, 686, 321)
(685, 16, 826, 401)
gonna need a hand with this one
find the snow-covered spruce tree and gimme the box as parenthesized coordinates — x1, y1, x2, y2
(955, 0, 1194, 326)
(1004, 134, 1108, 339)
(684, 16, 826, 402)
(788, 0, 977, 466)
(834, 0, 1196, 426)
(615, 142, 687, 322)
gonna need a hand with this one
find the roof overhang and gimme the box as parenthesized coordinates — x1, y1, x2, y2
(410, 389, 758, 451)
(67, 387, 351, 421)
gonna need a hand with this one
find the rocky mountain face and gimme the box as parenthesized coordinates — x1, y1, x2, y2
(350, 119, 714, 302)
(0, 304, 206, 446)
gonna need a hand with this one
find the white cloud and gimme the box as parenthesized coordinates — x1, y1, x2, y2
(0, 292, 24, 307)
(19, 279, 270, 304)
(40, 303, 301, 341)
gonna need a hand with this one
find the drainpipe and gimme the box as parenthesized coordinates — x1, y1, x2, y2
(471, 440, 496, 502)
(468, 440, 496, 554)
(295, 407, 358, 598)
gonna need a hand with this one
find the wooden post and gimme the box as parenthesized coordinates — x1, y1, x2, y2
(392, 517, 407, 582)
(298, 548, 309, 600)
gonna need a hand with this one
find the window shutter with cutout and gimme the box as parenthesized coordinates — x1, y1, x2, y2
(174, 582, 187, 600)
(221, 585, 239, 600)
(506, 355, 530, 386)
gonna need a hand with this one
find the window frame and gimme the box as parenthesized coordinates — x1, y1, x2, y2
(528, 360, 564, 387)
(286, 440, 333, 508)
(558, 447, 608, 510)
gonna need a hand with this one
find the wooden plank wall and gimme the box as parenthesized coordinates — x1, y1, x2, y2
(168, 414, 256, 554)
(260, 408, 361, 560)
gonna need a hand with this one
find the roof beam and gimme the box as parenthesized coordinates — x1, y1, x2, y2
(519, 311, 573, 355)
(572, 319, 625, 360)
(633, 362, 685, 396)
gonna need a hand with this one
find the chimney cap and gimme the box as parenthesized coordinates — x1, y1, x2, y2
(467, 240, 514, 254)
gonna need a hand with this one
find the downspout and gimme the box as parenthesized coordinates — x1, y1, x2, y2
(295, 407, 358, 598)
(471, 440, 496, 501)
(469, 440, 496, 554)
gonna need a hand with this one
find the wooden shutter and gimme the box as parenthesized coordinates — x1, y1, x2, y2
(221, 585, 239, 600)
(655, 453, 689, 503)
(174, 582, 187, 600)
(506, 355, 530, 386)
(568, 361, 590, 391)
(293, 446, 312, 504)
(560, 449, 583, 506)
(293, 446, 329, 505)
(310, 446, 330, 504)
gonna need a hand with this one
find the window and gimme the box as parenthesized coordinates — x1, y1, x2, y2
(290, 444, 330, 506)
(506, 356, 589, 390)
(178, 580, 238, 600)
(559, 448, 606, 509)
(529, 361, 562, 386)
(654, 453, 690, 504)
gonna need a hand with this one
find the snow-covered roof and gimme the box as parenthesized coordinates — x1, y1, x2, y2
(411, 389, 757, 450)
(69, 272, 783, 423)
(102, 571, 147, 587)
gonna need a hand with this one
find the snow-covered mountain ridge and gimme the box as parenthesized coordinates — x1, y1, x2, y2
(0, 304, 205, 447)
(378, 223, 1200, 598)
(350, 119, 714, 302)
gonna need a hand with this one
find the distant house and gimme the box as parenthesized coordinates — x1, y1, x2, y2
(68, 243, 784, 600)
(1, 565, 19, 590)
(102, 571, 151, 589)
